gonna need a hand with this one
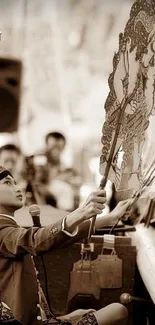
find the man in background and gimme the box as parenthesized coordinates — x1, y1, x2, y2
(45, 132, 81, 210)
(0, 144, 23, 182)
(45, 131, 67, 179)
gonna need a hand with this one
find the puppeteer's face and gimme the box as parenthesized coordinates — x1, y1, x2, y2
(0, 175, 23, 209)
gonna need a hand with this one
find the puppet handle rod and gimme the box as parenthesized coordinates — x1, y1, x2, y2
(87, 76, 140, 242)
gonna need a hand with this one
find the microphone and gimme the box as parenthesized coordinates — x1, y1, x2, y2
(120, 293, 151, 305)
(29, 204, 41, 227)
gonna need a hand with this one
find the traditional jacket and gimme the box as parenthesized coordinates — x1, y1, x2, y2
(0, 214, 76, 325)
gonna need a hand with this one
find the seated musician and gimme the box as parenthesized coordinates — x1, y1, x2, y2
(0, 166, 130, 325)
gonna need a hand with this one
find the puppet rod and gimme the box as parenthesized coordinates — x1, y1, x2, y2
(87, 74, 140, 242)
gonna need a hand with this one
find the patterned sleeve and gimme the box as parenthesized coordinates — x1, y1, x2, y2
(0, 302, 14, 321)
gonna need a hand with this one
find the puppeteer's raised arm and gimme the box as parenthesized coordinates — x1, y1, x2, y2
(0, 189, 106, 257)
(62, 199, 132, 246)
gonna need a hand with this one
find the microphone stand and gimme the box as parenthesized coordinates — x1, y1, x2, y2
(30, 209, 52, 313)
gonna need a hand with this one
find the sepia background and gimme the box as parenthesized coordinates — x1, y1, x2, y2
(0, 0, 133, 183)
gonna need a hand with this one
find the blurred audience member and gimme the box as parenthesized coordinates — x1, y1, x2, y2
(0, 144, 23, 182)
(23, 155, 57, 207)
(45, 131, 66, 180)
(45, 132, 82, 211)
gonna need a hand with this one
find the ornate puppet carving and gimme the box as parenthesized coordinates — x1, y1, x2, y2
(100, 0, 155, 193)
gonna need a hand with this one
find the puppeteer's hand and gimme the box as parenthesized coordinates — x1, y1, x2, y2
(65, 189, 106, 232)
(109, 199, 133, 220)
(81, 189, 106, 221)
